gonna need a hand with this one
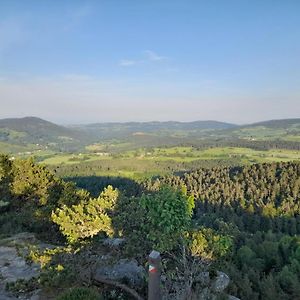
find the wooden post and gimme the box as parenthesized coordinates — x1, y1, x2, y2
(148, 250, 162, 300)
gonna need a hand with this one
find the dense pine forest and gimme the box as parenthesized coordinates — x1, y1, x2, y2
(144, 162, 300, 298)
(0, 153, 299, 299)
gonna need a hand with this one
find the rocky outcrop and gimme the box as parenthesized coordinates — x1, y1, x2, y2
(211, 271, 230, 293)
(103, 237, 125, 248)
(93, 258, 145, 288)
(0, 233, 42, 300)
(162, 270, 237, 300)
(0, 246, 39, 283)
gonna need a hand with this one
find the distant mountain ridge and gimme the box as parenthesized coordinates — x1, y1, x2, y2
(0, 117, 237, 140)
(78, 120, 235, 131)
(0, 117, 299, 153)
(0, 117, 90, 151)
(0, 117, 75, 137)
(2, 116, 299, 131)
(71, 120, 237, 140)
(243, 118, 300, 129)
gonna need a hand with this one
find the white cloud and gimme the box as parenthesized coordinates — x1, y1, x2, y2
(118, 50, 167, 67)
(119, 59, 137, 67)
(144, 50, 166, 61)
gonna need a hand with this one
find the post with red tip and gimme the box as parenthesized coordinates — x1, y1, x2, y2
(148, 250, 162, 300)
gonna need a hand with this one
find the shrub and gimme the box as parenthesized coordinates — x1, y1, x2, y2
(114, 185, 194, 254)
(140, 185, 194, 252)
(57, 287, 102, 300)
(52, 186, 119, 243)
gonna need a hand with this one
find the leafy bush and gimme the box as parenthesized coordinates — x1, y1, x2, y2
(140, 185, 194, 252)
(52, 186, 119, 243)
(39, 265, 76, 289)
(113, 185, 194, 254)
(0, 155, 92, 241)
(57, 287, 102, 300)
(6, 278, 39, 295)
(188, 227, 232, 259)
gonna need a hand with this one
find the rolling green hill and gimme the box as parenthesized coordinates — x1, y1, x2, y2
(71, 120, 237, 140)
(0, 117, 299, 156)
(0, 117, 91, 153)
(0, 117, 75, 140)
(246, 118, 300, 129)
(219, 118, 300, 141)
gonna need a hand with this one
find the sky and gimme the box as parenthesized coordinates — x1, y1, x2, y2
(0, 0, 299, 124)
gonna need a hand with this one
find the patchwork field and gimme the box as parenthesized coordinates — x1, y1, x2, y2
(38, 146, 300, 179)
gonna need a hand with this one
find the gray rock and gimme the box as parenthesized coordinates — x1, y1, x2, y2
(211, 271, 230, 293)
(0, 233, 36, 247)
(94, 259, 145, 287)
(0, 246, 39, 283)
(195, 271, 210, 285)
(103, 238, 125, 248)
(228, 296, 241, 300)
(0, 234, 44, 300)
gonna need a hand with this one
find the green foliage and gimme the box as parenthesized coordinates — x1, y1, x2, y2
(39, 265, 76, 289)
(112, 185, 195, 255)
(6, 278, 39, 295)
(52, 186, 119, 243)
(139, 185, 194, 252)
(0, 154, 13, 204)
(11, 158, 57, 206)
(148, 162, 300, 228)
(188, 227, 232, 260)
(57, 287, 102, 300)
(145, 162, 300, 299)
(112, 194, 149, 257)
(27, 246, 71, 269)
(2, 152, 300, 299)
(0, 156, 96, 240)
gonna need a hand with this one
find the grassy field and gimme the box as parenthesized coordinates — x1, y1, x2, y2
(38, 146, 300, 180)
(0, 142, 40, 155)
(41, 153, 111, 165)
(41, 146, 300, 165)
(230, 125, 300, 141)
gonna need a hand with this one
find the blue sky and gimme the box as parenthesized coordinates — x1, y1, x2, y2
(0, 0, 299, 124)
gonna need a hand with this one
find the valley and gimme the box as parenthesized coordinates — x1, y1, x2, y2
(0, 116, 299, 300)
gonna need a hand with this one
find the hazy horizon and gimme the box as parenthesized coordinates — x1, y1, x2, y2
(1, 1, 299, 124)
(1, 114, 300, 127)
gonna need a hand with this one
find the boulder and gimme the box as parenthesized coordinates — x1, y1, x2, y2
(195, 271, 210, 285)
(0, 246, 39, 283)
(0, 232, 36, 247)
(0, 245, 41, 300)
(93, 259, 145, 287)
(211, 271, 230, 293)
(103, 238, 125, 248)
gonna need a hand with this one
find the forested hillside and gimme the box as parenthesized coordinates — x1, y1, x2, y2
(1, 154, 300, 299)
(145, 162, 300, 299)
(0, 118, 299, 300)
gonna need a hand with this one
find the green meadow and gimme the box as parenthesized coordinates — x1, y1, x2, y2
(38, 146, 300, 179)
(41, 146, 300, 165)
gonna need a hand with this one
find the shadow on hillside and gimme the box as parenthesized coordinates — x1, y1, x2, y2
(63, 174, 300, 239)
(64, 175, 144, 197)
